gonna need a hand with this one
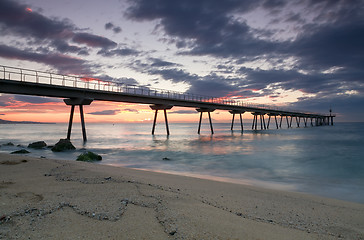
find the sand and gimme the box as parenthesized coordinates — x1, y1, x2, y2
(0, 152, 363, 240)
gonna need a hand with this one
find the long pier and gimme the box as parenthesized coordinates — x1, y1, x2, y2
(0, 65, 334, 141)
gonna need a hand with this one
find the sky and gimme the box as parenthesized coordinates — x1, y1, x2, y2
(0, 0, 363, 123)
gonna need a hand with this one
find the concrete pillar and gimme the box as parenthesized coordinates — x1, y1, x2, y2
(149, 104, 173, 135)
(196, 108, 215, 134)
(64, 98, 93, 142)
(229, 110, 245, 133)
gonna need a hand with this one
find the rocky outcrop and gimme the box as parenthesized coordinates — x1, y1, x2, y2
(51, 139, 76, 152)
(11, 149, 30, 154)
(28, 141, 47, 149)
(76, 151, 102, 162)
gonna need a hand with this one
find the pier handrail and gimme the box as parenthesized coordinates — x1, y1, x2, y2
(0, 65, 324, 116)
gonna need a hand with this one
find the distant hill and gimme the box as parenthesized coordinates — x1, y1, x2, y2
(0, 119, 54, 124)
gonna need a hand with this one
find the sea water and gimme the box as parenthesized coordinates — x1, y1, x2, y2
(1, 122, 363, 203)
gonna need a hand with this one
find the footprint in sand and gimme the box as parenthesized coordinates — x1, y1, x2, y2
(15, 192, 44, 203)
(0, 181, 14, 189)
(0, 160, 28, 165)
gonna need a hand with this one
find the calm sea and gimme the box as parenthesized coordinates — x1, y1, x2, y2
(1, 122, 363, 203)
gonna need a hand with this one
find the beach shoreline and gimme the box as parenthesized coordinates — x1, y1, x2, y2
(1, 153, 363, 239)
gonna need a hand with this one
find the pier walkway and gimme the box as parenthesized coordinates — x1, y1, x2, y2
(0, 65, 334, 141)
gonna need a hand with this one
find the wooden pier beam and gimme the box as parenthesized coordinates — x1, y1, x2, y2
(196, 108, 215, 134)
(150, 104, 173, 135)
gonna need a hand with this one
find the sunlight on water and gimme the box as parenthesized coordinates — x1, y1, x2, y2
(1, 122, 364, 203)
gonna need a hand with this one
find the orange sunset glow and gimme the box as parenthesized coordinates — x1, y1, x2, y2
(0, 94, 254, 124)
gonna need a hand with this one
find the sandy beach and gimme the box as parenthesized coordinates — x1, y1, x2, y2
(0, 153, 363, 239)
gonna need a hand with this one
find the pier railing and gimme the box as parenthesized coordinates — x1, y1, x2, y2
(1, 65, 321, 115)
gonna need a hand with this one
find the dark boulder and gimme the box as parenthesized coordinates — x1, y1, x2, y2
(51, 139, 76, 152)
(11, 149, 30, 154)
(76, 151, 102, 162)
(2, 142, 14, 146)
(28, 141, 47, 149)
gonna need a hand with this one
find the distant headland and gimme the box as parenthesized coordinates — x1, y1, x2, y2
(0, 119, 54, 124)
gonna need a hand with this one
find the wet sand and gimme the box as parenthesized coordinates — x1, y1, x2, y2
(1, 152, 363, 239)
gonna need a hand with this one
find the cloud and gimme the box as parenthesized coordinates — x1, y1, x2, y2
(150, 58, 178, 67)
(52, 39, 88, 55)
(0, 44, 92, 74)
(97, 47, 140, 57)
(0, 0, 119, 74)
(72, 33, 117, 49)
(105, 22, 122, 33)
(123, 108, 139, 113)
(170, 110, 197, 114)
(0, 0, 74, 40)
(13, 96, 61, 104)
(126, 0, 364, 116)
(0, 0, 117, 50)
(126, 0, 278, 58)
(87, 110, 121, 115)
(95, 75, 138, 85)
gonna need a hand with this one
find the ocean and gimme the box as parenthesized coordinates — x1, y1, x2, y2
(1, 122, 363, 203)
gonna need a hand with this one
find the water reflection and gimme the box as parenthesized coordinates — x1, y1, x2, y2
(1, 122, 364, 203)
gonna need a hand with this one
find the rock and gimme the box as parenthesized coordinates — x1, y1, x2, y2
(162, 157, 171, 161)
(11, 149, 30, 154)
(51, 139, 76, 152)
(3, 142, 14, 146)
(76, 151, 102, 162)
(28, 141, 47, 149)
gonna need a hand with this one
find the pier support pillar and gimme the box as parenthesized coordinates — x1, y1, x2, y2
(252, 112, 266, 130)
(196, 108, 215, 134)
(267, 113, 279, 129)
(289, 116, 293, 128)
(296, 116, 301, 128)
(279, 115, 284, 128)
(303, 117, 308, 127)
(229, 110, 245, 133)
(64, 98, 93, 142)
(150, 104, 173, 135)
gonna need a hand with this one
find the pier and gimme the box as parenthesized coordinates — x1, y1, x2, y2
(0, 65, 335, 141)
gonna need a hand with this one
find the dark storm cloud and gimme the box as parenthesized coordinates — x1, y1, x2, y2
(150, 58, 178, 67)
(105, 22, 122, 33)
(0, 0, 126, 74)
(126, 0, 364, 117)
(73, 33, 117, 49)
(291, 23, 364, 71)
(0, 0, 73, 39)
(148, 68, 198, 84)
(0, 45, 92, 74)
(52, 40, 86, 55)
(188, 74, 238, 98)
(0, 0, 117, 50)
(13, 95, 61, 104)
(88, 110, 120, 115)
(97, 48, 140, 57)
(126, 0, 280, 58)
(95, 75, 138, 85)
